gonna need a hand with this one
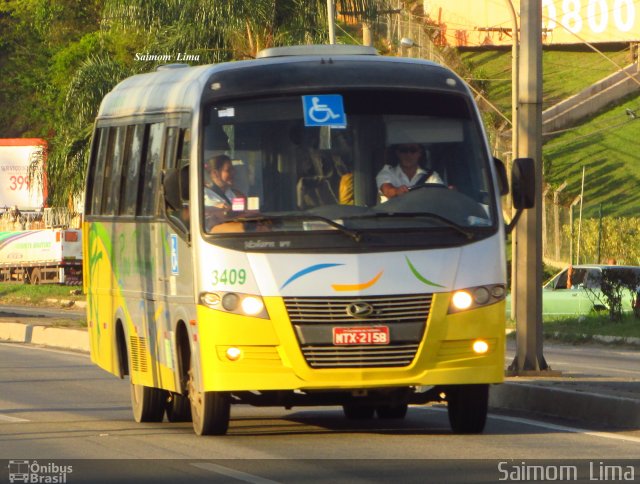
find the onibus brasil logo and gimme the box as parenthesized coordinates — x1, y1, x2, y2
(7, 460, 73, 483)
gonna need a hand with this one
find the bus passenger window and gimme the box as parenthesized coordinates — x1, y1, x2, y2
(165, 129, 191, 235)
(139, 123, 164, 216)
(120, 125, 146, 216)
(89, 128, 108, 215)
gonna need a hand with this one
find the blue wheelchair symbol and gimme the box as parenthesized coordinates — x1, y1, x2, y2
(170, 234, 179, 275)
(302, 95, 346, 128)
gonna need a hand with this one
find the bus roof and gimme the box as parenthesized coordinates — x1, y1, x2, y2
(97, 46, 469, 120)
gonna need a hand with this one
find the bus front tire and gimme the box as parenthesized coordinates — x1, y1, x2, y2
(446, 384, 489, 434)
(130, 383, 166, 423)
(187, 368, 230, 435)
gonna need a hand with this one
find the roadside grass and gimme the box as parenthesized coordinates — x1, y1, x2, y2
(542, 91, 640, 218)
(463, 48, 640, 218)
(460, 48, 632, 115)
(507, 313, 640, 342)
(0, 283, 84, 307)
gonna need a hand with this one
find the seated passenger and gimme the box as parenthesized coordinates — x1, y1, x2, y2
(204, 154, 245, 230)
(376, 143, 443, 199)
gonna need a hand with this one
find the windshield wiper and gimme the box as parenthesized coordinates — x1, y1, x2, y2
(218, 214, 363, 242)
(350, 211, 474, 240)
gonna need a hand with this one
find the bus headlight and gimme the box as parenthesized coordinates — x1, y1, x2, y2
(449, 284, 506, 313)
(222, 293, 240, 311)
(200, 291, 269, 319)
(241, 296, 264, 316)
(452, 291, 473, 310)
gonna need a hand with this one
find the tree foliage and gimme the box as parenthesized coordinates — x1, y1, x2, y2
(584, 268, 640, 321)
(563, 217, 640, 266)
(3, 0, 396, 205)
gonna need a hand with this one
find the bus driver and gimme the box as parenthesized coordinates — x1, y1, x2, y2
(376, 143, 443, 199)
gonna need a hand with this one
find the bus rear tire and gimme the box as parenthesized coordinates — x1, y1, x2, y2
(130, 383, 166, 423)
(447, 384, 489, 434)
(165, 392, 192, 422)
(187, 368, 230, 435)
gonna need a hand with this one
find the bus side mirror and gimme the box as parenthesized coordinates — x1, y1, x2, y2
(511, 157, 535, 209)
(163, 164, 189, 210)
(505, 157, 535, 234)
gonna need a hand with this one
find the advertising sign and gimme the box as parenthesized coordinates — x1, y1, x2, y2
(0, 139, 47, 210)
(424, 0, 639, 46)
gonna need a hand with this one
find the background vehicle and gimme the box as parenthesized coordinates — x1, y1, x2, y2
(0, 226, 82, 284)
(543, 264, 640, 316)
(84, 44, 533, 436)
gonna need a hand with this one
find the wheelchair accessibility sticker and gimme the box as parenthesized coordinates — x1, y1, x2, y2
(302, 95, 346, 128)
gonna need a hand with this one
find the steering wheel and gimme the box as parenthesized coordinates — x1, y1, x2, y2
(408, 182, 446, 192)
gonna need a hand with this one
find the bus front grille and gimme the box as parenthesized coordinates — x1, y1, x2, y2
(283, 294, 432, 369)
(301, 343, 420, 368)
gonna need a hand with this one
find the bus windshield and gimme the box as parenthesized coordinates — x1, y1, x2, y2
(202, 90, 495, 237)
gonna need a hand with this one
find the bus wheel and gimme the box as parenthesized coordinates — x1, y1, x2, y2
(343, 404, 375, 420)
(130, 383, 166, 423)
(376, 403, 408, 419)
(187, 368, 230, 435)
(446, 384, 489, 434)
(165, 392, 192, 422)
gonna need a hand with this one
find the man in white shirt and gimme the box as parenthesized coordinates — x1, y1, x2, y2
(204, 154, 245, 230)
(376, 143, 443, 199)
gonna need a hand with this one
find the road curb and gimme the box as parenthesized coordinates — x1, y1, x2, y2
(490, 381, 640, 429)
(0, 321, 89, 352)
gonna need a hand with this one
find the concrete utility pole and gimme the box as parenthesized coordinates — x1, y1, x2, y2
(327, 0, 336, 44)
(508, 0, 552, 374)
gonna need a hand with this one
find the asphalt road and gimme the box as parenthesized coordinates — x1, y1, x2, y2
(1, 343, 638, 483)
(506, 340, 640, 379)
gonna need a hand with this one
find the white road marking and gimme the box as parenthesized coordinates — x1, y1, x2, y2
(191, 463, 282, 484)
(0, 414, 29, 423)
(418, 407, 640, 444)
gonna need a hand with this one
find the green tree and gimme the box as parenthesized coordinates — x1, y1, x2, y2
(43, 0, 394, 206)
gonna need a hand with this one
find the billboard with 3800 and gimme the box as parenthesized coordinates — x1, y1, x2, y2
(425, 0, 639, 46)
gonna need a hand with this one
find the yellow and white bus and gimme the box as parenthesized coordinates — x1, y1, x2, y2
(83, 44, 533, 436)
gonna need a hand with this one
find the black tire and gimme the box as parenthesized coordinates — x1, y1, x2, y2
(165, 392, 192, 422)
(343, 404, 375, 420)
(130, 383, 166, 423)
(187, 367, 230, 435)
(376, 403, 408, 419)
(447, 384, 489, 434)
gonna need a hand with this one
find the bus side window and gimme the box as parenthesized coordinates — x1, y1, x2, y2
(103, 126, 127, 215)
(165, 128, 191, 235)
(139, 123, 164, 216)
(88, 128, 108, 215)
(99, 127, 117, 214)
(120, 125, 146, 216)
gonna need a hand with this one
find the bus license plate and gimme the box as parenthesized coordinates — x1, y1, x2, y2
(333, 326, 390, 345)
